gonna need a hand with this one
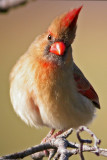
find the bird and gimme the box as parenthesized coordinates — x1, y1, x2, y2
(10, 6, 100, 138)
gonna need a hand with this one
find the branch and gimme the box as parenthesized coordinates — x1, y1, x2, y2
(0, 127, 107, 160)
(0, 0, 35, 13)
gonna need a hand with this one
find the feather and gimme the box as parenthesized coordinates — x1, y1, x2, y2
(73, 63, 100, 109)
(61, 6, 83, 29)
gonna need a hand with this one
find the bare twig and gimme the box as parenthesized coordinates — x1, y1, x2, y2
(76, 126, 101, 160)
(0, 127, 107, 160)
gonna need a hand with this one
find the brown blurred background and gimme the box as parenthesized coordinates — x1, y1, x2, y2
(0, 1, 107, 160)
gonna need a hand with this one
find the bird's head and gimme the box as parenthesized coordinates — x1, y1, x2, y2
(31, 6, 82, 66)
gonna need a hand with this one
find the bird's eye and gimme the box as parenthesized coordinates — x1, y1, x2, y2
(48, 34, 52, 40)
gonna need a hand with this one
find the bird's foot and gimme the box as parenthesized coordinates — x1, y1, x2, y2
(41, 128, 55, 144)
(50, 130, 64, 139)
(41, 128, 73, 158)
(41, 129, 65, 144)
(41, 128, 55, 157)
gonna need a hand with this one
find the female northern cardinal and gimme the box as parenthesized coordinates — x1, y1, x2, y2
(10, 6, 100, 135)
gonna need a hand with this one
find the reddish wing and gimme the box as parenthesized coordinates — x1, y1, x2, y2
(73, 63, 100, 109)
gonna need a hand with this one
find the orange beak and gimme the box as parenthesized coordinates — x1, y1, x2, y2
(49, 42, 66, 56)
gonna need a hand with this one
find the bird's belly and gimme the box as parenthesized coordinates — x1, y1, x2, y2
(37, 86, 96, 130)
